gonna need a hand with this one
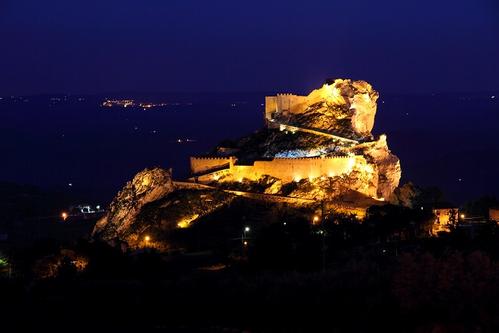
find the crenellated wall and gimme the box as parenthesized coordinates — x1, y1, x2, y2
(190, 156, 235, 174)
(265, 93, 308, 121)
(239, 156, 361, 182)
(194, 155, 363, 182)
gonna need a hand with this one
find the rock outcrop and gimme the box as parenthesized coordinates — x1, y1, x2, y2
(93, 168, 236, 248)
(93, 167, 174, 243)
(349, 135, 401, 199)
(272, 79, 378, 140)
(95, 78, 402, 249)
(211, 79, 400, 200)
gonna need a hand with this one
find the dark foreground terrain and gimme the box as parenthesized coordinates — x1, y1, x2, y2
(2, 184, 499, 332)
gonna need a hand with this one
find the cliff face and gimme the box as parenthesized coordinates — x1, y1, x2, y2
(273, 79, 378, 140)
(93, 168, 175, 243)
(349, 135, 401, 199)
(93, 168, 235, 248)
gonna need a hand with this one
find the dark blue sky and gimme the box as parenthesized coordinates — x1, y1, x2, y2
(1, 0, 498, 95)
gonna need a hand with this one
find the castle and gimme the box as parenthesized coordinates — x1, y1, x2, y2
(187, 79, 400, 201)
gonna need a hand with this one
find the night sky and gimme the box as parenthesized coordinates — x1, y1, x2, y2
(1, 0, 498, 95)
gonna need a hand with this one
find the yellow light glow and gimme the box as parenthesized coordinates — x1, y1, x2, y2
(460, 214, 465, 219)
(61, 212, 68, 221)
(313, 215, 320, 224)
(294, 175, 301, 182)
(177, 214, 200, 229)
(144, 235, 150, 242)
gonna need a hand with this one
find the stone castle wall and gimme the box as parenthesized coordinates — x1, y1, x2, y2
(193, 155, 365, 182)
(234, 156, 361, 182)
(265, 94, 308, 121)
(190, 157, 234, 174)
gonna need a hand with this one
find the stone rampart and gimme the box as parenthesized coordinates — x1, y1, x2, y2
(190, 156, 234, 174)
(265, 93, 307, 121)
(194, 155, 367, 183)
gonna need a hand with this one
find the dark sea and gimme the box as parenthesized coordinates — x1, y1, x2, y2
(1, 92, 498, 205)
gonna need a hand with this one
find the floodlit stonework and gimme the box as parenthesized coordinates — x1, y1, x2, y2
(265, 79, 379, 138)
(94, 78, 402, 246)
(190, 78, 400, 201)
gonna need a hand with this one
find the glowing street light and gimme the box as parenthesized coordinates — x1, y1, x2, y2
(61, 212, 68, 221)
(244, 226, 250, 232)
(313, 215, 320, 224)
(460, 214, 466, 219)
(144, 235, 151, 244)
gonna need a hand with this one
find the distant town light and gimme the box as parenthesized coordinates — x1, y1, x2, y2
(460, 214, 465, 219)
(144, 235, 151, 242)
(244, 226, 250, 232)
(61, 212, 68, 221)
(313, 215, 320, 224)
(243, 240, 248, 246)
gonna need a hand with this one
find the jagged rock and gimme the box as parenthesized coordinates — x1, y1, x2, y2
(93, 167, 237, 248)
(273, 79, 378, 139)
(92, 167, 174, 242)
(284, 168, 378, 200)
(351, 135, 401, 199)
(389, 182, 420, 208)
(264, 180, 283, 194)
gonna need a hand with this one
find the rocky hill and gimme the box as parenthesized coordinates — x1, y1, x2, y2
(94, 79, 402, 249)
(272, 79, 379, 140)
(210, 79, 401, 200)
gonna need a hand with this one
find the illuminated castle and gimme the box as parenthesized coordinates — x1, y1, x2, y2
(188, 79, 401, 201)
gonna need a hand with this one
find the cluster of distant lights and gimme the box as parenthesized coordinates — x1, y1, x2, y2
(101, 99, 191, 110)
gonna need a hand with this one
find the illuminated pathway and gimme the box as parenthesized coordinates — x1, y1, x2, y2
(274, 122, 359, 145)
(173, 181, 315, 204)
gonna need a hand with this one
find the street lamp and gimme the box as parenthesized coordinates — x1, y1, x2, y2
(243, 226, 251, 240)
(313, 215, 320, 225)
(61, 212, 68, 221)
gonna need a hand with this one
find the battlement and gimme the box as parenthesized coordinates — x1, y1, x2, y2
(190, 156, 235, 174)
(191, 154, 373, 190)
(265, 93, 308, 123)
(270, 155, 353, 161)
(190, 156, 233, 161)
